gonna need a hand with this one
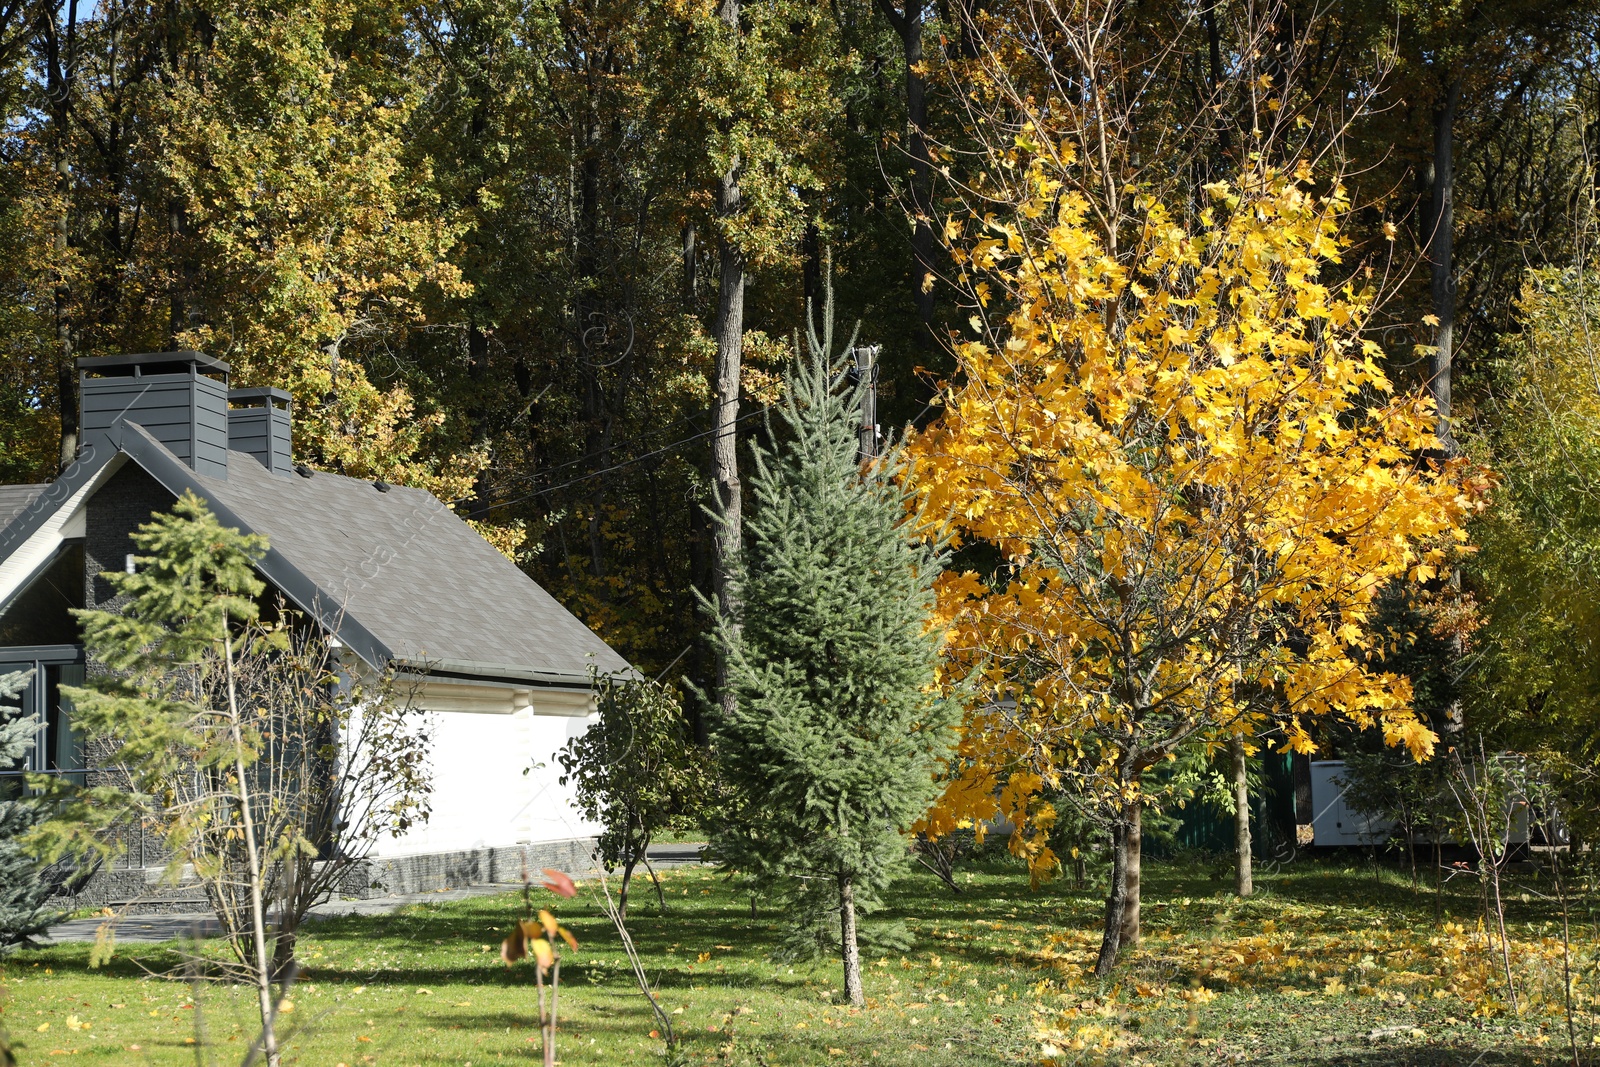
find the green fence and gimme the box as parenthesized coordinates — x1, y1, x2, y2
(1150, 753, 1297, 858)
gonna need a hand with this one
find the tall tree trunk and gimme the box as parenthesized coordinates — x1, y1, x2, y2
(1426, 75, 1462, 457)
(682, 220, 697, 307)
(461, 55, 496, 521)
(46, 0, 79, 471)
(1426, 74, 1466, 737)
(840, 871, 864, 1006)
(1095, 792, 1141, 976)
(875, 0, 935, 346)
(1232, 735, 1253, 897)
(168, 198, 191, 348)
(1201, 0, 1231, 169)
(802, 219, 821, 315)
(576, 103, 609, 580)
(464, 322, 494, 519)
(711, 0, 745, 724)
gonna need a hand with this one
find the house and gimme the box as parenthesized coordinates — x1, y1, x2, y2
(0, 351, 629, 902)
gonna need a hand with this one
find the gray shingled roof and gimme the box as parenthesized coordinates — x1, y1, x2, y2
(185, 448, 629, 682)
(0, 425, 629, 686)
(0, 485, 45, 530)
(188, 439, 629, 684)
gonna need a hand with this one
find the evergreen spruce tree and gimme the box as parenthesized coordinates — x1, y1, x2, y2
(708, 328, 957, 1006)
(0, 668, 61, 949)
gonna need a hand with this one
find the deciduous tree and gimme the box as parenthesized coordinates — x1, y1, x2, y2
(911, 150, 1477, 973)
(558, 671, 715, 919)
(35, 492, 431, 1065)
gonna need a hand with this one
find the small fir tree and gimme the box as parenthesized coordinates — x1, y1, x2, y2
(708, 342, 956, 1007)
(0, 668, 60, 949)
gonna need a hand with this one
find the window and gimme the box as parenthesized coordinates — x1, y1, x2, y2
(0, 648, 85, 797)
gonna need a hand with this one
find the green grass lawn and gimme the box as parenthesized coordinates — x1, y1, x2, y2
(0, 854, 1586, 1065)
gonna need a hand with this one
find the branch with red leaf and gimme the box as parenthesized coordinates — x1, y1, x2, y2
(501, 868, 579, 1067)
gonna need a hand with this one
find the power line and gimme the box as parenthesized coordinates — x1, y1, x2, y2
(472, 403, 774, 516)
(482, 399, 734, 491)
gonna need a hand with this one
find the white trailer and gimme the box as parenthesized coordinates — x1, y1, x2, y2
(1309, 759, 1530, 848)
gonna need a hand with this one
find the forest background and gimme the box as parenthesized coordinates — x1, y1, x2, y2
(0, 0, 1597, 743)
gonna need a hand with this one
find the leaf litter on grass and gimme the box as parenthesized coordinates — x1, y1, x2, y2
(3, 861, 1590, 1066)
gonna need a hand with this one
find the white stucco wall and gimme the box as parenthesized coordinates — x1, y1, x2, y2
(368, 683, 601, 859)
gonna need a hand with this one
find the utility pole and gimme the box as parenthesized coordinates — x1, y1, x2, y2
(853, 345, 880, 462)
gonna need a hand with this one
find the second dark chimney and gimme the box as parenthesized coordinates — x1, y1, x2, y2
(227, 388, 294, 476)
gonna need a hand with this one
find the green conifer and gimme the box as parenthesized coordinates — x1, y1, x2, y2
(708, 335, 956, 1006)
(0, 668, 61, 949)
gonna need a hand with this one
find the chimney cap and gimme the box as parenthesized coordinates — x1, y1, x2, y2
(228, 387, 294, 409)
(77, 351, 230, 376)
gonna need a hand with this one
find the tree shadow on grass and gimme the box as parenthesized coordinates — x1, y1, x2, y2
(1262, 1047, 1550, 1066)
(15, 893, 826, 996)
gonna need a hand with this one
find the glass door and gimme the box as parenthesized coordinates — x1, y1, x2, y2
(0, 649, 86, 794)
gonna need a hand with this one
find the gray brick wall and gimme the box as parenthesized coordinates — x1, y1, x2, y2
(84, 463, 175, 615)
(81, 464, 176, 867)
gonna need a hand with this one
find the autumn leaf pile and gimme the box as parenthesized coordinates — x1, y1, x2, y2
(1025, 909, 1598, 1063)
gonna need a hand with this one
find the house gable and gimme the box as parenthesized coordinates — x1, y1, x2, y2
(0, 352, 624, 889)
(0, 352, 631, 698)
(85, 463, 177, 616)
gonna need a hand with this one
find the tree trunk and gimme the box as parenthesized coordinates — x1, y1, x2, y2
(875, 0, 936, 346)
(617, 856, 636, 922)
(642, 849, 667, 913)
(1232, 735, 1253, 898)
(1120, 797, 1141, 948)
(840, 871, 864, 1006)
(223, 626, 280, 1067)
(546, 958, 560, 1067)
(1095, 793, 1141, 976)
(464, 322, 493, 520)
(711, 0, 745, 724)
(167, 198, 192, 348)
(575, 106, 610, 581)
(1426, 75, 1467, 740)
(1426, 75, 1462, 456)
(681, 220, 697, 307)
(46, 0, 78, 471)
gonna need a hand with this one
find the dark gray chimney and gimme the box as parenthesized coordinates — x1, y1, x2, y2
(78, 351, 231, 478)
(227, 388, 294, 475)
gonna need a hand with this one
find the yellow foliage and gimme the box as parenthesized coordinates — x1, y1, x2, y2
(908, 142, 1479, 877)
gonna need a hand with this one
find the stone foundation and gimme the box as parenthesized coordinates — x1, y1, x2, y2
(348, 839, 600, 897)
(61, 838, 600, 911)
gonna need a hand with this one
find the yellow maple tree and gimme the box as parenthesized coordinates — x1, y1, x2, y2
(909, 136, 1479, 974)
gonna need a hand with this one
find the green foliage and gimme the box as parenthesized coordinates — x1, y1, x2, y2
(558, 672, 717, 917)
(1340, 748, 1454, 851)
(1469, 270, 1600, 748)
(0, 668, 60, 950)
(707, 340, 957, 959)
(1462, 268, 1600, 847)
